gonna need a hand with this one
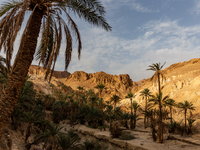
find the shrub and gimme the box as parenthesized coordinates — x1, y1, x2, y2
(82, 140, 108, 150)
(119, 131, 136, 140)
(109, 121, 122, 138)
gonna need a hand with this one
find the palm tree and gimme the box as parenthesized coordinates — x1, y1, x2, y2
(32, 124, 66, 150)
(58, 130, 81, 150)
(105, 103, 114, 129)
(149, 92, 169, 143)
(164, 99, 176, 125)
(147, 62, 166, 94)
(110, 94, 120, 112)
(122, 112, 130, 129)
(140, 88, 152, 128)
(95, 83, 106, 130)
(132, 101, 140, 129)
(144, 109, 156, 141)
(125, 91, 135, 129)
(178, 100, 195, 134)
(0, 0, 111, 136)
(95, 83, 105, 98)
(0, 55, 10, 96)
(22, 112, 43, 142)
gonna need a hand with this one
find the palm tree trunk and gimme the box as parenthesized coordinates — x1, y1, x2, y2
(144, 96, 147, 128)
(158, 72, 161, 94)
(130, 98, 133, 129)
(185, 109, 187, 134)
(133, 110, 136, 129)
(0, 9, 43, 137)
(156, 103, 163, 143)
(170, 107, 172, 125)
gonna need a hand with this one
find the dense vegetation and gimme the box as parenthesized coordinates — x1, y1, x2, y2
(0, 54, 197, 149)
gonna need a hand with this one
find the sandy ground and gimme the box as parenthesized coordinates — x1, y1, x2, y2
(60, 120, 200, 150)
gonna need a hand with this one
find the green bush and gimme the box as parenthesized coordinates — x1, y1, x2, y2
(119, 131, 136, 140)
(109, 121, 122, 138)
(82, 140, 108, 150)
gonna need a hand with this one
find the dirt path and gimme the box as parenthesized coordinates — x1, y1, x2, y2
(60, 121, 200, 150)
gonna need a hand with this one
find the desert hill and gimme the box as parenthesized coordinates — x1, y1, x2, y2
(28, 58, 200, 112)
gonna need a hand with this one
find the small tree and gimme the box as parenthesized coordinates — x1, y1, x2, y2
(140, 88, 152, 128)
(95, 83, 106, 130)
(125, 91, 135, 129)
(132, 101, 141, 129)
(110, 94, 120, 114)
(164, 99, 176, 125)
(149, 92, 169, 143)
(178, 100, 195, 134)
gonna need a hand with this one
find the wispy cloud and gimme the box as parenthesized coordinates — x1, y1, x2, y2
(101, 0, 159, 13)
(131, 2, 159, 13)
(191, 0, 200, 14)
(61, 19, 200, 81)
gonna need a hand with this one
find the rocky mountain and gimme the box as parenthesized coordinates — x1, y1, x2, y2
(118, 58, 200, 116)
(28, 58, 200, 114)
(60, 71, 138, 101)
(29, 65, 71, 79)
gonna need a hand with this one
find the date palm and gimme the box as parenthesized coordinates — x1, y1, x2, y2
(95, 83, 106, 130)
(0, 0, 111, 136)
(178, 100, 195, 134)
(132, 101, 140, 129)
(164, 98, 176, 125)
(125, 91, 135, 129)
(149, 92, 169, 143)
(140, 88, 152, 128)
(110, 94, 120, 112)
(33, 123, 66, 150)
(0, 55, 9, 95)
(147, 62, 166, 94)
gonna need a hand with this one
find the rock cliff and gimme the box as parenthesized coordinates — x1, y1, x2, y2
(119, 58, 200, 116)
(60, 71, 138, 101)
(28, 58, 200, 114)
(29, 65, 71, 79)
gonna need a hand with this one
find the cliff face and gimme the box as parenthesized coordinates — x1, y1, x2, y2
(118, 58, 200, 115)
(28, 58, 200, 114)
(29, 65, 71, 79)
(61, 71, 138, 101)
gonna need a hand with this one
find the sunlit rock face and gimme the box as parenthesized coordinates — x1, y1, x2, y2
(128, 58, 200, 116)
(29, 65, 71, 78)
(62, 71, 138, 101)
(28, 58, 200, 115)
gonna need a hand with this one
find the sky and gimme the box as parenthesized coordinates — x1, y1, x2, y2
(1, 0, 200, 81)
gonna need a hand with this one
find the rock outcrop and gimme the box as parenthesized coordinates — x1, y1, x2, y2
(29, 65, 71, 79)
(28, 58, 200, 114)
(61, 71, 138, 101)
(121, 58, 200, 116)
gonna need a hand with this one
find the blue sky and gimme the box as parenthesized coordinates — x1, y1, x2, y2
(1, 0, 200, 81)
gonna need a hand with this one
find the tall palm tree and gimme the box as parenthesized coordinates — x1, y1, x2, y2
(33, 123, 66, 150)
(147, 62, 166, 94)
(140, 88, 152, 128)
(95, 83, 106, 130)
(164, 98, 176, 125)
(132, 101, 140, 129)
(0, 0, 111, 136)
(144, 109, 156, 141)
(110, 94, 120, 112)
(0, 55, 9, 95)
(149, 92, 169, 143)
(20, 111, 42, 142)
(125, 91, 135, 129)
(178, 100, 195, 134)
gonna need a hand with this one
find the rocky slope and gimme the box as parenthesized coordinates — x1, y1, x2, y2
(60, 71, 138, 101)
(118, 58, 200, 118)
(29, 65, 71, 79)
(28, 58, 200, 113)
